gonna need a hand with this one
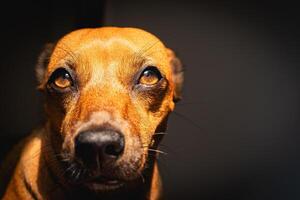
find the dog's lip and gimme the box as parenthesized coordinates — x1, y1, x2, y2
(87, 175, 123, 185)
(84, 175, 125, 190)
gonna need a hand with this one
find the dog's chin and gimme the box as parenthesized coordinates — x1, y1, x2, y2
(70, 164, 143, 193)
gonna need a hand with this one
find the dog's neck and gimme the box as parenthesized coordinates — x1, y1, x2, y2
(42, 123, 161, 199)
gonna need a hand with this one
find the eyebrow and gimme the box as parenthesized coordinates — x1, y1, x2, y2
(127, 51, 158, 71)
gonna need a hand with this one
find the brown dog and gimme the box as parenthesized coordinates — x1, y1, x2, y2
(0, 27, 183, 200)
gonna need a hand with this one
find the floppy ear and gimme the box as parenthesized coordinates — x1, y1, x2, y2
(167, 48, 184, 102)
(35, 43, 55, 87)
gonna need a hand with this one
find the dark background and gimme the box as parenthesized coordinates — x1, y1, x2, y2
(0, 0, 300, 199)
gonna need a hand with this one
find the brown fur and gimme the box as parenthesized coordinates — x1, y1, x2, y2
(0, 27, 183, 200)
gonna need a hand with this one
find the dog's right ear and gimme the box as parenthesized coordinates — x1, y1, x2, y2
(36, 43, 55, 90)
(167, 48, 184, 103)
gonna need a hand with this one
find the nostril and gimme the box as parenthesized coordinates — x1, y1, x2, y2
(75, 133, 97, 166)
(104, 143, 124, 157)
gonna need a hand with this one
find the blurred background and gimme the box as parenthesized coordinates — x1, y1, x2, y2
(0, 0, 299, 199)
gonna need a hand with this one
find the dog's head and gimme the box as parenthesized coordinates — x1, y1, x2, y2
(36, 27, 183, 192)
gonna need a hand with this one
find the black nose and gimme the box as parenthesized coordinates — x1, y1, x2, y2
(75, 129, 124, 167)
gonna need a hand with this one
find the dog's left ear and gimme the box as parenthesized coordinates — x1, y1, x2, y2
(35, 43, 55, 89)
(167, 48, 184, 102)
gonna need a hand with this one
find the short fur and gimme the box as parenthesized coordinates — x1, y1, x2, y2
(0, 27, 183, 200)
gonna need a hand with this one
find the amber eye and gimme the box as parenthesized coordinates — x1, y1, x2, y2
(138, 66, 162, 85)
(54, 74, 71, 88)
(48, 68, 73, 90)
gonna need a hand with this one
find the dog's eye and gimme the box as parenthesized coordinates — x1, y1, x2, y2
(49, 68, 73, 90)
(54, 73, 72, 88)
(138, 66, 162, 85)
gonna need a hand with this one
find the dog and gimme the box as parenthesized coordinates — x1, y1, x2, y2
(0, 27, 183, 200)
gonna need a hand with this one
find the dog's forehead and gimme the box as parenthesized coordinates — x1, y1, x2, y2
(48, 27, 169, 71)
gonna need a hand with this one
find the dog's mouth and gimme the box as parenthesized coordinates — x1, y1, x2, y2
(84, 175, 125, 190)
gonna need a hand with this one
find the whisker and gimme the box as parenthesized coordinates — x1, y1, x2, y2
(173, 111, 202, 129)
(70, 167, 78, 179)
(65, 163, 77, 176)
(158, 144, 176, 154)
(137, 171, 145, 183)
(96, 155, 101, 171)
(75, 169, 82, 181)
(60, 157, 71, 162)
(55, 44, 79, 64)
(135, 39, 161, 58)
(148, 149, 167, 155)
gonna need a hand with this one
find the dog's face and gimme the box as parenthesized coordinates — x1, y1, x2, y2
(36, 27, 183, 192)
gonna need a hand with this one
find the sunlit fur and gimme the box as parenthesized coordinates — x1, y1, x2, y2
(0, 27, 183, 200)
